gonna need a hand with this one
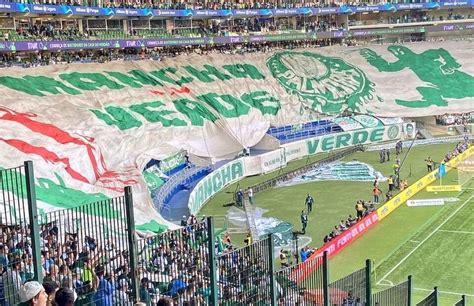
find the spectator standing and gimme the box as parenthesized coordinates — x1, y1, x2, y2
(113, 279, 131, 306)
(157, 298, 173, 306)
(139, 278, 152, 306)
(54, 288, 75, 306)
(93, 265, 114, 306)
(386, 149, 390, 161)
(18, 281, 47, 306)
(42, 281, 57, 306)
(3, 261, 22, 304)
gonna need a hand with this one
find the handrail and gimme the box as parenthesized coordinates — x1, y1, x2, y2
(250, 145, 364, 195)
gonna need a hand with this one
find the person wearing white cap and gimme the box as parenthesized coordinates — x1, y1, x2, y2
(18, 281, 47, 306)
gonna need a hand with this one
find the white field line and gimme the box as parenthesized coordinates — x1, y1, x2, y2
(438, 229, 474, 235)
(409, 240, 420, 243)
(377, 284, 474, 297)
(413, 287, 474, 297)
(377, 279, 394, 286)
(377, 195, 474, 286)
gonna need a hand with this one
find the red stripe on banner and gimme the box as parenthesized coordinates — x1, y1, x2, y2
(292, 211, 379, 283)
(0, 137, 90, 183)
(0, 106, 103, 180)
(169, 86, 191, 95)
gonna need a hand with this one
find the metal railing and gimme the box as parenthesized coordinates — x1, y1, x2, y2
(217, 236, 274, 304)
(329, 266, 368, 306)
(454, 295, 466, 306)
(250, 145, 364, 194)
(0, 162, 41, 304)
(136, 219, 211, 304)
(372, 276, 411, 306)
(0, 160, 441, 306)
(275, 253, 327, 305)
(416, 287, 438, 306)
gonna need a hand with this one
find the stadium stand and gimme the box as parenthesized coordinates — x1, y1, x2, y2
(267, 119, 343, 144)
(0, 0, 472, 304)
(152, 165, 213, 215)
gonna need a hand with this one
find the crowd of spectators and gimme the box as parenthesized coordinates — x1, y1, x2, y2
(2, 16, 343, 43)
(435, 112, 473, 126)
(0, 0, 418, 10)
(0, 217, 136, 305)
(443, 137, 470, 163)
(0, 38, 337, 68)
(0, 210, 270, 305)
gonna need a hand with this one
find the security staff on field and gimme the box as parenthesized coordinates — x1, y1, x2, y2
(425, 157, 433, 172)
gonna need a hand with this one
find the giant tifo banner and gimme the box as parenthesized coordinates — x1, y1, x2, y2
(0, 41, 473, 228)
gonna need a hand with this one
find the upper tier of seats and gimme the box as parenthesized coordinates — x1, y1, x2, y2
(267, 119, 343, 144)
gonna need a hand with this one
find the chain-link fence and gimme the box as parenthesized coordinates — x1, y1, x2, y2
(416, 287, 438, 306)
(372, 277, 411, 306)
(217, 236, 273, 305)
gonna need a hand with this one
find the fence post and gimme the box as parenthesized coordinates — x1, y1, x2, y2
(124, 186, 139, 303)
(323, 251, 330, 306)
(207, 217, 218, 306)
(24, 161, 43, 283)
(433, 287, 438, 306)
(366, 259, 372, 306)
(407, 275, 412, 306)
(268, 234, 277, 306)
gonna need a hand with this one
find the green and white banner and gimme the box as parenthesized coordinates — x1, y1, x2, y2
(283, 125, 403, 162)
(0, 41, 471, 225)
(160, 150, 186, 173)
(260, 148, 287, 173)
(188, 158, 245, 215)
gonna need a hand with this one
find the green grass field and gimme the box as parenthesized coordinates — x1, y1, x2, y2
(200, 142, 474, 304)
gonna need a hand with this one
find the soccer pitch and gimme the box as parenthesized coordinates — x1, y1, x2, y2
(200, 142, 473, 304)
(374, 178, 474, 305)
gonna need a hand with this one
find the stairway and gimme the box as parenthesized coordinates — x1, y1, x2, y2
(243, 198, 259, 241)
